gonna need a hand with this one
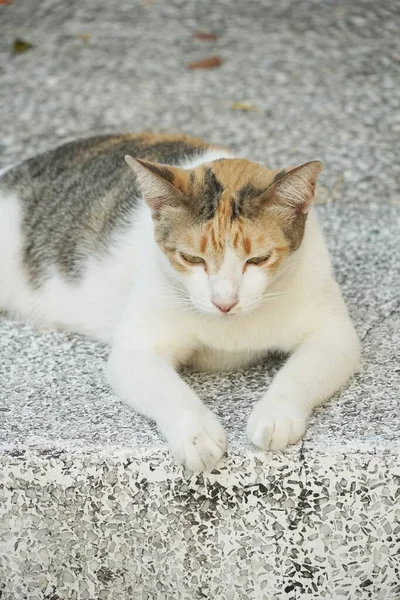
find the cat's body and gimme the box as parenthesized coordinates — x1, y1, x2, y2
(0, 134, 219, 342)
(0, 133, 360, 470)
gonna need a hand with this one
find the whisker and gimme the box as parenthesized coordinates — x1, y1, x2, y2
(257, 298, 285, 309)
(176, 306, 200, 316)
(161, 299, 194, 309)
(160, 293, 191, 302)
(164, 282, 188, 293)
(261, 290, 289, 299)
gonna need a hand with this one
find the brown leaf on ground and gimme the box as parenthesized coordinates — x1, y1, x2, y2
(188, 56, 222, 69)
(0, 0, 13, 5)
(12, 38, 33, 54)
(79, 33, 91, 43)
(231, 102, 256, 112)
(193, 32, 218, 41)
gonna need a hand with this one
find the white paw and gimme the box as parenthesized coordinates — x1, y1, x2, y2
(166, 409, 227, 472)
(247, 397, 308, 451)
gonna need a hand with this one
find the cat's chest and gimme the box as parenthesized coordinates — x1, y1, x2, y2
(191, 307, 297, 353)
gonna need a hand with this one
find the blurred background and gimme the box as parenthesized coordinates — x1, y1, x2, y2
(1, 0, 399, 192)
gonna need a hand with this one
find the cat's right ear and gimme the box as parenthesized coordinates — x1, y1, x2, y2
(125, 155, 187, 212)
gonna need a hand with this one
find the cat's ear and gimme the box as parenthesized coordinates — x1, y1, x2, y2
(267, 160, 323, 214)
(125, 155, 188, 211)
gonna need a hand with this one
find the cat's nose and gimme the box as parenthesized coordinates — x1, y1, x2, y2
(212, 299, 238, 313)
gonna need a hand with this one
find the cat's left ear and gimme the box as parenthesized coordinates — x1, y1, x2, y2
(268, 160, 323, 214)
(125, 155, 189, 211)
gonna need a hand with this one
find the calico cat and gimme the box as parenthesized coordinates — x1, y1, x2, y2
(0, 133, 360, 471)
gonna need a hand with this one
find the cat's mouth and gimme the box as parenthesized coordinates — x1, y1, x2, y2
(201, 304, 242, 318)
(190, 301, 241, 317)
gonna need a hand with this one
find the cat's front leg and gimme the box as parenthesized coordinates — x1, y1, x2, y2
(107, 320, 226, 471)
(247, 316, 361, 451)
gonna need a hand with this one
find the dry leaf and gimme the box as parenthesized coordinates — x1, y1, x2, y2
(79, 32, 91, 43)
(193, 32, 218, 41)
(188, 56, 222, 69)
(12, 38, 33, 54)
(231, 102, 256, 112)
(0, 0, 13, 5)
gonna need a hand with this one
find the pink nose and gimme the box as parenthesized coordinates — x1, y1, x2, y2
(212, 300, 238, 313)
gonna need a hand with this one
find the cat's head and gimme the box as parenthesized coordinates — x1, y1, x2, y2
(125, 155, 323, 317)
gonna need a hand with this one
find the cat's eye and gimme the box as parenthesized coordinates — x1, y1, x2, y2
(246, 254, 272, 266)
(180, 252, 206, 265)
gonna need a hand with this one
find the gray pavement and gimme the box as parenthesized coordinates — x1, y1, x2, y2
(0, 2, 399, 598)
(0, 0, 399, 458)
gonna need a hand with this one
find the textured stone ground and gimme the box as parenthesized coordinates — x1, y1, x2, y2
(0, 1, 399, 599)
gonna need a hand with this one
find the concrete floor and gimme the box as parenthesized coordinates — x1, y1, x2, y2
(0, 1, 399, 599)
(0, 0, 399, 457)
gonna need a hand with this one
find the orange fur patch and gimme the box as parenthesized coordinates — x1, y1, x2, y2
(266, 247, 289, 271)
(131, 131, 209, 149)
(200, 234, 207, 253)
(256, 233, 264, 245)
(207, 158, 277, 191)
(243, 237, 251, 254)
(210, 227, 218, 251)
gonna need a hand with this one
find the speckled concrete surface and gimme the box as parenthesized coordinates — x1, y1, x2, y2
(0, 0, 399, 599)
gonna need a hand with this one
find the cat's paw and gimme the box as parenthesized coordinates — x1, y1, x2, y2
(247, 397, 309, 451)
(167, 409, 227, 472)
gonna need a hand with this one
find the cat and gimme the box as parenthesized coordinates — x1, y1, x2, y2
(0, 132, 361, 471)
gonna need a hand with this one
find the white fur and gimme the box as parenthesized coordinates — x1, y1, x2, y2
(180, 148, 234, 169)
(0, 151, 360, 471)
(0, 165, 15, 178)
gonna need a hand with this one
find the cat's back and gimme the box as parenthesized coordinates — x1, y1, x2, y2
(1, 133, 209, 256)
(0, 132, 213, 338)
(0, 132, 211, 282)
(0, 132, 210, 198)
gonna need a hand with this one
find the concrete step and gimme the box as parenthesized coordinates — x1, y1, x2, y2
(0, 318, 399, 600)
